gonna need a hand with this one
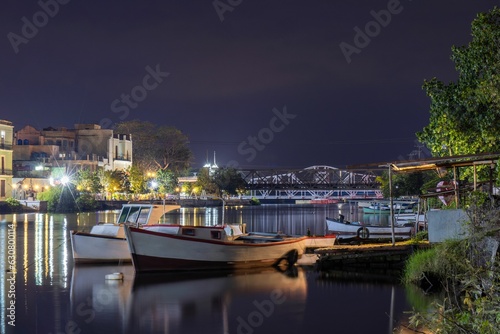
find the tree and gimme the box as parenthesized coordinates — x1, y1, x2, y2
(75, 169, 102, 193)
(194, 167, 218, 196)
(115, 120, 192, 173)
(156, 169, 178, 194)
(114, 120, 157, 171)
(101, 170, 128, 195)
(417, 7, 500, 179)
(153, 126, 192, 173)
(212, 167, 247, 197)
(127, 165, 147, 194)
(378, 170, 438, 198)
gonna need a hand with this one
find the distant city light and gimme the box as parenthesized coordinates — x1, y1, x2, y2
(61, 176, 69, 185)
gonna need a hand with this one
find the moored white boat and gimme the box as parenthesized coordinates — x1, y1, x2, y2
(70, 203, 180, 263)
(362, 203, 391, 214)
(326, 216, 413, 240)
(124, 224, 307, 273)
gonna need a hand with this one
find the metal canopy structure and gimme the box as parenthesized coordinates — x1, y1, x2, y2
(382, 152, 500, 174)
(348, 152, 500, 173)
(348, 152, 500, 245)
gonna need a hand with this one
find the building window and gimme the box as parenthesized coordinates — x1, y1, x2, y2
(17, 139, 22, 145)
(23, 139, 29, 145)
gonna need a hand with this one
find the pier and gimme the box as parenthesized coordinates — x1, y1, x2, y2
(313, 242, 430, 271)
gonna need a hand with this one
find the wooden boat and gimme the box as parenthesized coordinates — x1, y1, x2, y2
(304, 235, 336, 248)
(124, 224, 307, 273)
(70, 203, 180, 263)
(325, 216, 413, 240)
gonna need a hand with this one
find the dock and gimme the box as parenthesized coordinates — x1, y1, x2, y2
(313, 242, 429, 271)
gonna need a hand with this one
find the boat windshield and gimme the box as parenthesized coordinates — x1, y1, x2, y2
(117, 206, 151, 226)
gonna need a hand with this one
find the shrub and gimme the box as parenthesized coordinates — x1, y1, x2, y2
(5, 197, 21, 210)
(75, 193, 99, 211)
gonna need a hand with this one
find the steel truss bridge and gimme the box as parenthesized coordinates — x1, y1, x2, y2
(238, 165, 383, 200)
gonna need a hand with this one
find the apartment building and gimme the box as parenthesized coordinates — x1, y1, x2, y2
(0, 120, 14, 199)
(14, 124, 132, 177)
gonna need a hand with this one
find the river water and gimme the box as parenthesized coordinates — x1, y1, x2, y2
(1, 203, 430, 334)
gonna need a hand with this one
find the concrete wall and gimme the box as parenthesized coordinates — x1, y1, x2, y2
(428, 209, 469, 243)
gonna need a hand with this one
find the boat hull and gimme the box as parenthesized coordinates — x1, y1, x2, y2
(304, 235, 336, 248)
(362, 207, 391, 214)
(326, 218, 413, 240)
(70, 230, 131, 263)
(125, 227, 307, 273)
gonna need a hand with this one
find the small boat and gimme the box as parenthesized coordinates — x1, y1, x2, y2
(70, 202, 180, 263)
(362, 202, 391, 214)
(326, 215, 413, 240)
(124, 224, 307, 273)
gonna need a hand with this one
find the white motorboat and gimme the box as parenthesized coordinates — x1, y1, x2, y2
(70, 202, 180, 263)
(326, 215, 414, 240)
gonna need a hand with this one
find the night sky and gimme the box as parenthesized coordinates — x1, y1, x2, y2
(1, 1, 496, 169)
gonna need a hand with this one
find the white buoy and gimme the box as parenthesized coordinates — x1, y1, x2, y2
(105, 272, 124, 280)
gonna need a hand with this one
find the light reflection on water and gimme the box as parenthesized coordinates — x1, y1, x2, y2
(0, 204, 429, 334)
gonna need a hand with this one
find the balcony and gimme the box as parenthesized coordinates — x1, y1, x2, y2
(0, 144, 13, 151)
(114, 155, 131, 162)
(0, 169, 13, 176)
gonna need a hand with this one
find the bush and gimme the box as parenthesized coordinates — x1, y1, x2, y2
(37, 185, 79, 213)
(249, 197, 260, 205)
(404, 199, 500, 334)
(5, 197, 21, 210)
(75, 193, 99, 211)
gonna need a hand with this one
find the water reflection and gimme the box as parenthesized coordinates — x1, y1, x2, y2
(167, 204, 344, 236)
(70, 265, 307, 334)
(0, 206, 431, 334)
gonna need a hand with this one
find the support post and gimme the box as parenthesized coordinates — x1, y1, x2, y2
(473, 164, 477, 191)
(453, 165, 459, 208)
(388, 164, 395, 246)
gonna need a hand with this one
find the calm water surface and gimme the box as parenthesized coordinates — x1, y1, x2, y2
(1, 204, 429, 334)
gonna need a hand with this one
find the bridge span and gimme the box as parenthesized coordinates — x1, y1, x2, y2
(238, 165, 383, 200)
